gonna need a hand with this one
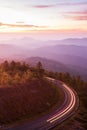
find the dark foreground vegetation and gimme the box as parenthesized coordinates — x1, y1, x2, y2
(0, 61, 63, 126)
(46, 71, 87, 130)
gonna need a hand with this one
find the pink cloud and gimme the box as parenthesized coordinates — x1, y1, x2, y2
(32, 5, 54, 8)
(64, 15, 87, 21)
(72, 16, 87, 20)
(65, 10, 87, 15)
(31, 2, 87, 9)
(63, 10, 87, 21)
(0, 22, 47, 28)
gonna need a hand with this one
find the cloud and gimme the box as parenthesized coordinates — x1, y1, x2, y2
(64, 15, 87, 21)
(16, 21, 25, 24)
(0, 22, 47, 28)
(32, 5, 54, 8)
(57, 2, 87, 6)
(31, 2, 87, 9)
(63, 10, 87, 21)
(69, 16, 87, 21)
(65, 10, 87, 15)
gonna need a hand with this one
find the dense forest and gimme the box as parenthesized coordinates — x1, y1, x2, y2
(0, 61, 44, 85)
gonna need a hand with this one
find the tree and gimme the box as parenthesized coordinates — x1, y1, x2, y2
(10, 61, 16, 71)
(21, 70, 33, 83)
(13, 73, 21, 84)
(1, 60, 9, 72)
(0, 72, 12, 85)
(36, 62, 44, 78)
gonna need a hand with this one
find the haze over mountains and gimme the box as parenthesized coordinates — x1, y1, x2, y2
(25, 57, 87, 80)
(0, 38, 87, 80)
(26, 57, 71, 73)
(0, 44, 25, 60)
(31, 45, 87, 68)
(1, 37, 87, 49)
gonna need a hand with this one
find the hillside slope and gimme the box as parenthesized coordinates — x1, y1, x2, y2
(25, 57, 72, 72)
(25, 57, 87, 80)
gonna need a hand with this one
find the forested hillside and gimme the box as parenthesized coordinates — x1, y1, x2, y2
(0, 61, 62, 126)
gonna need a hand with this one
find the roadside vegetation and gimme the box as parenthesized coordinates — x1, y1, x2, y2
(46, 71, 87, 130)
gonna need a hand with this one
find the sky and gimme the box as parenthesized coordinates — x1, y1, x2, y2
(0, 0, 87, 40)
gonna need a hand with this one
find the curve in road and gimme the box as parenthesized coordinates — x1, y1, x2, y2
(3, 78, 79, 130)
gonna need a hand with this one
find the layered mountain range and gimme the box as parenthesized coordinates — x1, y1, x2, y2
(0, 38, 87, 80)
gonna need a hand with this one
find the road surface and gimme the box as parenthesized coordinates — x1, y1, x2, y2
(3, 78, 79, 130)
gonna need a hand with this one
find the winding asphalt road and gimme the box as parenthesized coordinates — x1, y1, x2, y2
(3, 78, 79, 130)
